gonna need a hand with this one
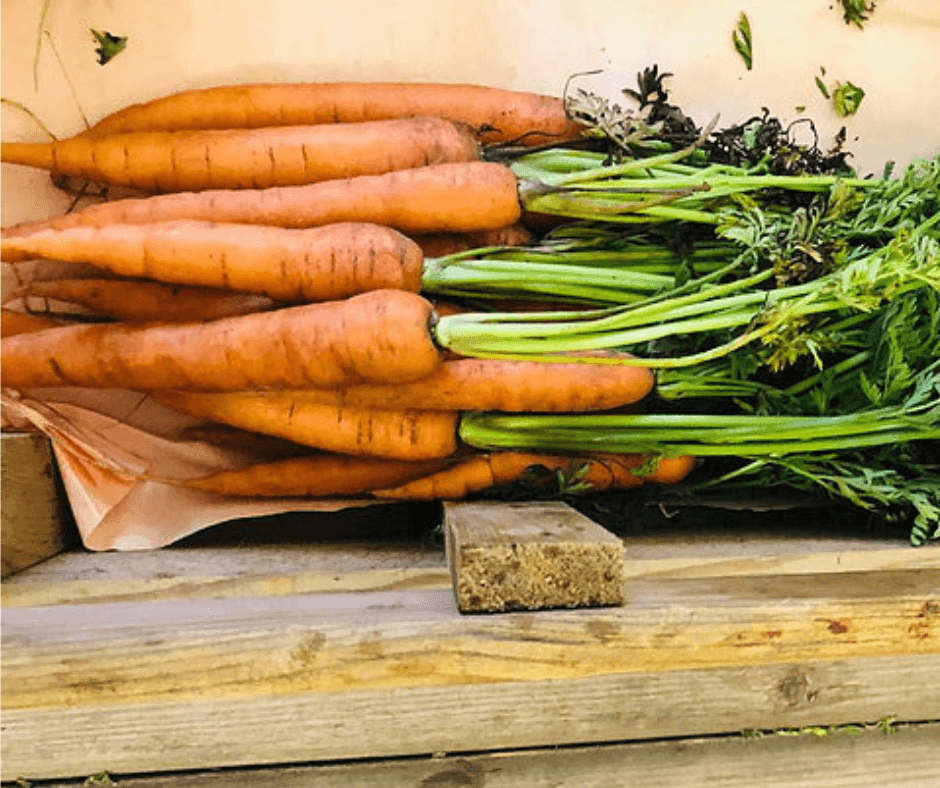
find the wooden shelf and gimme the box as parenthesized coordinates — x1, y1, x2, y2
(2, 500, 938, 782)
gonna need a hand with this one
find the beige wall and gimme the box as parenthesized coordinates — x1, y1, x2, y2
(3, 0, 939, 227)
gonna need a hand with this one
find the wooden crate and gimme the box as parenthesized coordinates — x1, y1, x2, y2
(2, 451, 938, 784)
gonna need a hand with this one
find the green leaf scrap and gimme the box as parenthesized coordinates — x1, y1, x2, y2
(833, 81, 865, 116)
(90, 29, 127, 65)
(840, 0, 877, 28)
(732, 12, 753, 70)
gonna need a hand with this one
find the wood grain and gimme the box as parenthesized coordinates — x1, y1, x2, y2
(3, 656, 938, 781)
(445, 502, 625, 612)
(1, 432, 75, 577)
(29, 723, 940, 788)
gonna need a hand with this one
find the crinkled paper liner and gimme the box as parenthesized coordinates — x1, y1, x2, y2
(1, 387, 378, 551)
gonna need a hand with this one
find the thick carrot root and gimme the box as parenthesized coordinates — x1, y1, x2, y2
(4, 278, 280, 322)
(81, 82, 583, 147)
(182, 453, 454, 498)
(1, 221, 424, 302)
(0, 289, 443, 391)
(0, 162, 522, 246)
(271, 357, 654, 412)
(372, 451, 693, 500)
(3, 116, 480, 193)
(411, 223, 534, 258)
(152, 390, 459, 459)
(0, 308, 70, 337)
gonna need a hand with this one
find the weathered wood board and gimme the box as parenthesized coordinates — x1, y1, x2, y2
(31, 723, 940, 788)
(445, 502, 625, 612)
(2, 501, 938, 781)
(1, 432, 75, 577)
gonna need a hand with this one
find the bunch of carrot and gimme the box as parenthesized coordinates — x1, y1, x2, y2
(1, 80, 696, 503)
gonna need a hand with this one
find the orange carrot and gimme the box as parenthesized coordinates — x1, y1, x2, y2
(81, 82, 583, 147)
(373, 451, 695, 500)
(1, 221, 424, 302)
(4, 278, 280, 323)
(0, 289, 443, 391)
(2, 116, 480, 193)
(0, 162, 522, 244)
(639, 454, 698, 485)
(370, 452, 560, 500)
(178, 423, 315, 460)
(0, 308, 69, 337)
(370, 451, 681, 500)
(411, 224, 534, 258)
(268, 357, 654, 412)
(152, 390, 459, 460)
(182, 453, 454, 498)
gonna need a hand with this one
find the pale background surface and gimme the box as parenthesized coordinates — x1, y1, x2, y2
(2, 0, 939, 229)
(1, 3, 939, 551)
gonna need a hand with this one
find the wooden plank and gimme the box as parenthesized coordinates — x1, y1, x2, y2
(29, 723, 940, 788)
(6, 571, 939, 710)
(1, 432, 75, 577)
(4, 520, 935, 608)
(1, 539, 451, 607)
(445, 501, 625, 612)
(3, 562, 939, 779)
(3, 655, 938, 781)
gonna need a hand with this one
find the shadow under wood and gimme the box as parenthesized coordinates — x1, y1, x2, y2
(171, 501, 445, 549)
(572, 489, 913, 545)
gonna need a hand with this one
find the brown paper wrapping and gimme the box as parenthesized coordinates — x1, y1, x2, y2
(1, 388, 377, 551)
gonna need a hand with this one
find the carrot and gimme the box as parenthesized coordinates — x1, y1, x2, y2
(371, 452, 564, 500)
(639, 454, 698, 485)
(0, 162, 522, 243)
(4, 278, 280, 323)
(0, 289, 442, 391)
(181, 453, 454, 498)
(411, 224, 534, 258)
(0, 308, 69, 337)
(178, 423, 316, 460)
(80, 82, 583, 147)
(1, 116, 480, 193)
(371, 451, 682, 501)
(266, 357, 654, 412)
(1, 221, 425, 302)
(151, 390, 459, 460)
